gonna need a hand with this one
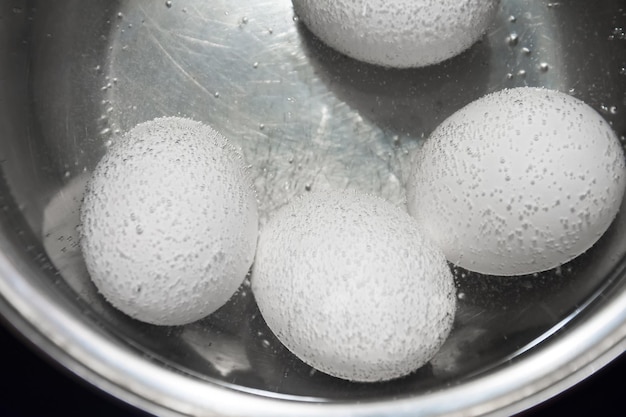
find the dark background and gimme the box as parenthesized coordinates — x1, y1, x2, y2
(0, 322, 622, 417)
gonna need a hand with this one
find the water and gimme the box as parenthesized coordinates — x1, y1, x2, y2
(31, 0, 626, 402)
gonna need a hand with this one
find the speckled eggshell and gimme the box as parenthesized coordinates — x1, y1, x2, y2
(292, 0, 499, 68)
(80, 117, 258, 326)
(251, 190, 456, 382)
(407, 87, 626, 276)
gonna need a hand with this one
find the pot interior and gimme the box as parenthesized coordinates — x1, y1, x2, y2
(1, 0, 625, 407)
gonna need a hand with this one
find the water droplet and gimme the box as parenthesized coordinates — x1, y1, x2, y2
(165, 0, 172, 7)
(506, 73, 514, 80)
(521, 47, 531, 55)
(253, 62, 259, 69)
(292, 15, 299, 22)
(607, 66, 625, 78)
(457, 292, 466, 300)
(117, 12, 123, 19)
(259, 123, 265, 130)
(609, 27, 625, 41)
(241, 16, 248, 24)
(508, 15, 516, 23)
(268, 28, 273, 34)
(538, 62, 549, 72)
(214, 91, 220, 98)
(517, 69, 527, 77)
(506, 33, 519, 47)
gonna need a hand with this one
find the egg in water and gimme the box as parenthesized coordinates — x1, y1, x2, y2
(292, 0, 499, 68)
(80, 117, 259, 326)
(251, 190, 456, 382)
(407, 87, 626, 276)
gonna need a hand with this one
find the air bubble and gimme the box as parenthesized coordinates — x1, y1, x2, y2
(506, 33, 519, 46)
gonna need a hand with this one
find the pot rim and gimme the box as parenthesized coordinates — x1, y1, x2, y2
(0, 236, 624, 417)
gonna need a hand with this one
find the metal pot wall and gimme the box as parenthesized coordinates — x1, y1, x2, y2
(0, 1, 625, 416)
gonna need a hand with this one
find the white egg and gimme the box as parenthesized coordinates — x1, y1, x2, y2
(407, 87, 626, 276)
(80, 117, 258, 326)
(292, 0, 499, 68)
(251, 190, 456, 382)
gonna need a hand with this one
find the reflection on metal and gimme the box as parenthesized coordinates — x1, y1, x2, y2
(0, 0, 625, 416)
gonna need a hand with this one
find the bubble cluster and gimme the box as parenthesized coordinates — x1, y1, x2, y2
(251, 190, 456, 382)
(292, 0, 499, 68)
(80, 117, 259, 325)
(407, 87, 626, 276)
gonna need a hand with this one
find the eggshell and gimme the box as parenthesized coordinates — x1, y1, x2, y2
(80, 117, 258, 325)
(407, 87, 626, 276)
(251, 190, 456, 382)
(292, 0, 499, 68)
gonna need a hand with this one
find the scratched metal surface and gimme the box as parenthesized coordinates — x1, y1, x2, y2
(5, 0, 624, 404)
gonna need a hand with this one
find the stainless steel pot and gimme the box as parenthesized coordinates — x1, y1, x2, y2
(1, 1, 625, 416)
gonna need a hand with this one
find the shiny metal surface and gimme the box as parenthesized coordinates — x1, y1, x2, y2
(0, 0, 625, 416)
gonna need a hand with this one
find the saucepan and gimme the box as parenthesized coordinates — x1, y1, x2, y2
(0, 0, 625, 416)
